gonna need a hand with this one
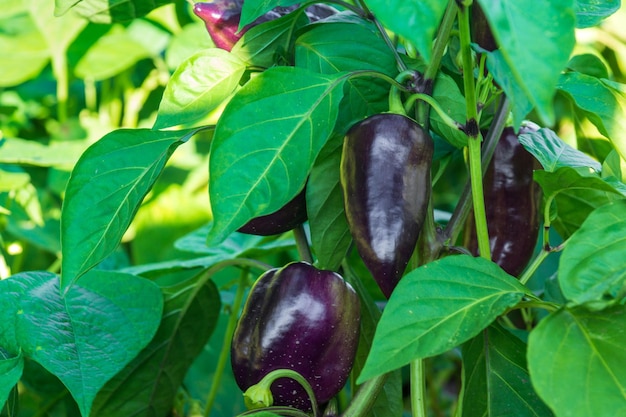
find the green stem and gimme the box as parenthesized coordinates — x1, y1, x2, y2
(244, 369, 321, 417)
(458, 1, 490, 260)
(340, 373, 389, 417)
(443, 97, 510, 246)
(417, 0, 458, 126)
(293, 224, 313, 263)
(405, 93, 463, 130)
(518, 249, 550, 286)
(51, 51, 68, 123)
(410, 359, 427, 417)
(204, 268, 250, 417)
(237, 406, 311, 417)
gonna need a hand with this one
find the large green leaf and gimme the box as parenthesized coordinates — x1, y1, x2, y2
(363, 0, 447, 63)
(575, 0, 620, 28)
(478, 0, 576, 124)
(533, 167, 625, 238)
(232, 10, 309, 68)
(518, 128, 602, 173)
(557, 72, 626, 163)
(0, 270, 162, 417)
(558, 200, 626, 305)
(55, 0, 172, 23)
(91, 270, 220, 417)
(461, 323, 553, 417)
(154, 49, 245, 129)
(358, 255, 528, 383)
(61, 128, 196, 288)
(206, 67, 346, 245)
(528, 305, 626, 417)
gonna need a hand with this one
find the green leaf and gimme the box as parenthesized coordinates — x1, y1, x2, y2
(363, 0, 447, 62)
(206, 67, 346, 245)
(528, 305, 626, 417)
(154, 49, 245, 129)
(122, 223, 295, 276)
(478, 0, 576, 124)
(518, 128, 602, 172)
(55, 0, 172, 24)
(357, 255, 528, 383)
(74, 27, 152, 80)
(485, 49, 534, 127)
(558, 200, 626, 305)
(566, 54, 609, 79)
(602, 149, 626, 182)
(461, 323, 553, 417)
(239, 0, 300, 28)
(0, 137, 87, 167)
(0, 351, 23, 409)
(232, 10, 309, 68)
(61, 128, 195, 288)
(0, 270, 163, 417)
(27, 0, 87, 57)
(307, 136, 352, 271)
(575, 0, 620, 28)
(165, 22, 215, 71)
(431, 71, 468, 148)
(91, 270, 221, 417)
(295, 21, 396, 128)
(0, 15, 49, 87)
(534, 167, 625, 238)
(557, 72, 626, 162)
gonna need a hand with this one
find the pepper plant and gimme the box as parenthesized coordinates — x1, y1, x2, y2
(1, 0, 626, 416)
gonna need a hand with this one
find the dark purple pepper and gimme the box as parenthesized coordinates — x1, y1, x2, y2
(231, 261, 360, 411)
(471, 3, 497, 52)
(340, 114, 434, 298)
(464, 125, 541, 277)
(237, 187, 307, 236)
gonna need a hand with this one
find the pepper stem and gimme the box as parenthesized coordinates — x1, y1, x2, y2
(243, 369, 321, 417)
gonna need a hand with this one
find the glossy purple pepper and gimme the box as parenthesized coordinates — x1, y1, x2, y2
(341, 114, 434, 298)
(230, 261, 360, 411)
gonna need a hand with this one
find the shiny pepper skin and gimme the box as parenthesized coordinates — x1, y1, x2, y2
(237, 187, 307, 236)
(230, 262, 361, 411)
(340, 114, 434, 298)
(464, 125, 541, 277)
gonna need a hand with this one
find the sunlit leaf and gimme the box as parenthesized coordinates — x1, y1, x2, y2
(206, 67, 346, 245)
(61, 128, 197, 288)
(358, 255, 528, 383)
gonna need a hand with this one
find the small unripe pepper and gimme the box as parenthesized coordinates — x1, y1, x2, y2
(340, 113, 434, 298)
(464, 125, 541, 276)
(231, 261, 361, 411)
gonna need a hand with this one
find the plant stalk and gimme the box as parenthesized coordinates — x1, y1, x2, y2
(203, 268, 250, 416)
(411, 359, 427, 417)
(340, 373, 389, 417)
